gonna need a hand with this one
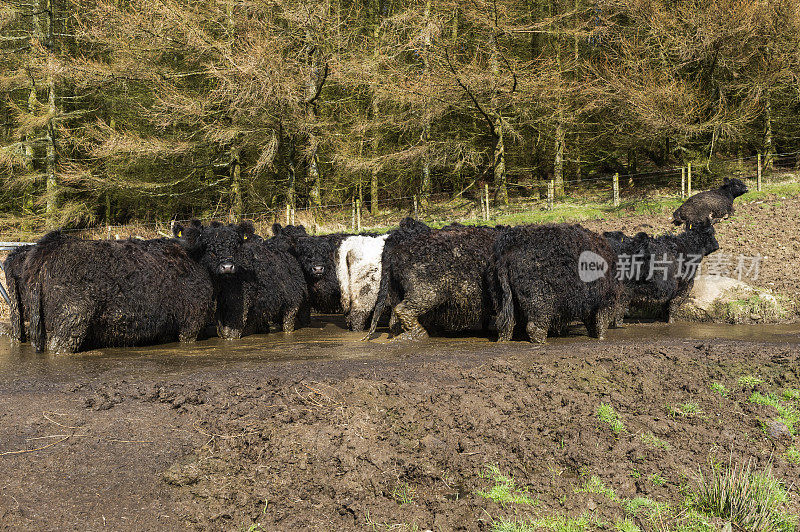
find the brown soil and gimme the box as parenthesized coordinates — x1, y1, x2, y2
(1, 326, 799, 530)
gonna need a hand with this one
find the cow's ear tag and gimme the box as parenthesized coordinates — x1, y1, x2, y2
(178, 230, 182, 237)
(243, 234, 248, 240)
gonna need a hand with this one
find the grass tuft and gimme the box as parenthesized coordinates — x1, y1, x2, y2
(640, 431, 671, 450)
(575, 475, 619, 502)
(597, 403, 625, 434)
(739, 375, 765, 388)
(693, 460, 795, 531)
(749, 392, 799, 435)
(476, 465, 537, 507)
(710, 382, 729, 397)
(390, 482, 416, 505)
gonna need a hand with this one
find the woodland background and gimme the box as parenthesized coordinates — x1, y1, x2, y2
(1, 0, 800, 231)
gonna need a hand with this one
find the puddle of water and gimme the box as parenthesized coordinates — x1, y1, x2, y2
(0, 316, 798, 384)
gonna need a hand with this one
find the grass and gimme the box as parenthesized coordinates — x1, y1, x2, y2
(650, 473, 667, 486)
(492, 513, 599, 532)
(390, 482, 416, 505)
(597, 403, 626, 434)
(574, 475, 620, 503)
(668, 402, 704, 418)
(739, 375, 765, 388)
(693, 460, 796, 531)
(710, 382, 729, 397)
(749, 392, 800, 435)
(476, 465, 538, 507)
(786, 447, 800, 465)
(783, 389, 800, 401)
(640, 431, 671, 450)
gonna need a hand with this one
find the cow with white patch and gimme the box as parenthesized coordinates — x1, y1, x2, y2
(336, 233, 390, 331)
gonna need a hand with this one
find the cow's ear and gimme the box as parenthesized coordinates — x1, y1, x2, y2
(190, 219, 203, 228)
(271, 223, 282, 236)
(237, 221, 255, 240)
(172, 222, 185, 239)
(723, 177, 730, 184)
(210, 221, 223, 228)
(175, 225, 203, 251)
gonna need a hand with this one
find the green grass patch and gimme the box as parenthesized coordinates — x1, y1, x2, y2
(693, 460, 796, 531)
(738, 375, 764, 388)
(574, 475, 620, 502)
(640, 431, 671, 450)
(649, 473, 667, 486)
(476, 465, 538, 507)
(739, 182, 800, 202)
(668, 402, 704, 418)
(782, 389, 800, 401)
(710, 382, 729, 397)
(389, 482, 416, 505)
(785, 447, 800, 465)
(597, 403, 625, 434)
(749, 392, 799, 435)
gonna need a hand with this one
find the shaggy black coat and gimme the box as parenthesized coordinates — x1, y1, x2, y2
(271, 224, 349, 314)
(367, 224, 500, 339)
(604, 221, 719, 322)
(3, 244, 33, 342)
(23, 231, 214, 353)
(214, 232, 311, 339)
(495, 223, 622, 343)
(672, 177, 748, 226)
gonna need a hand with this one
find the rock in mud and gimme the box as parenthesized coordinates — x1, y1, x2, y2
(673, 275, 787, 324)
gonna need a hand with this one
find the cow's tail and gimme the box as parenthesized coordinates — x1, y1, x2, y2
(364, 258, 391, 340)
(495, 259, 516, 341)
(28, 281, 45, 353)
(336, 244, 352, 314)
(7, 273, 25, 343)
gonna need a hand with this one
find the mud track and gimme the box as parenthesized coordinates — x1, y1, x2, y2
(1, 320, 799, 530)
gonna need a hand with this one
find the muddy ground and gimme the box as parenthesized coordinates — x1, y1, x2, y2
(1, 320, 799, 531)
(1, 193, 800, 530)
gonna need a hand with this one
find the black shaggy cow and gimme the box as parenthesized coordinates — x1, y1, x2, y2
(672, 177, 748, 226)
(213, 226, 311, 339)
(495, 224, 622, 343)
(3, 244, 33, 342)
(604, 220, 719, 322)
(367, 224, 499, 340)
(23, 231, 214, 353)
(271, 224, 348, 314)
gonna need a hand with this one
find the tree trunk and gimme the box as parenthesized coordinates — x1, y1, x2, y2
(420, 0, 432, 203)
(370, 13, 381, 215)
(306, 29, 322, 207)
(764, 95, 775, 170)
(231, 147, 243, 216)
(493, 116, 508, 204)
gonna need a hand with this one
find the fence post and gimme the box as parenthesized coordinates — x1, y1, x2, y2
(351, 199, 356, 230)
(413, 195, 418, 218)
(356, 199, 362, 232)
(757, 153, 762, 192)
(285, 204, 290, 225)
(484, 183, 490, 221)
(291, 207, 296, 226)
(547, 179, 554, 211)
(687, 163, 692, 197)
(680, 167, 686, 199)
(612, 172, 620, 207)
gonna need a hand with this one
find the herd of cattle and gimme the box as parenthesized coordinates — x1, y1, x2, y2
(2, 178, 748, 353)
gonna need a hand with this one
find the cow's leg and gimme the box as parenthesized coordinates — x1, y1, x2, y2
(525, 321, 548, 344)
(49, 305, 92, 353)
(392, 288, 442, 340)
(282, 306, 299, 332)
(585, 306, 613, 340)
(347, 309, 369, 332)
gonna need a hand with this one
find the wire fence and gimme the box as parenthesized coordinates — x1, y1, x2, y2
(7, 149, 800, 242)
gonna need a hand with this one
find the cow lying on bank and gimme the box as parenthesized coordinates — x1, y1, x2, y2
(604, 219, 719, 323)
(496, 223, 622, 343)
(672, 177, 748, 226)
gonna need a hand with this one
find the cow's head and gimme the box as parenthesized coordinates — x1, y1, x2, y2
(173, 220, 255, 276)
